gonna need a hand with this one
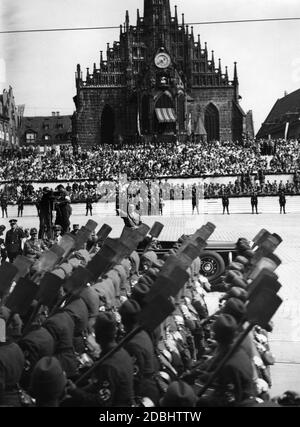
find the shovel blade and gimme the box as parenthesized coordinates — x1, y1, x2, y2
(49, 244, 65, 259)
(96, 224, 112, 242)
(149, 222, 164, 239)
(138, 294, 175, 333)
(248, 257, 281, 282)
(248, 268, 282, 300)
(32, 250, 59, 273)
(247, 287, 283, 327)
(57, 233, 76, 256)
(145, 260, 189, 303)
(37, 272, 64, 307)
(192, 223, 216, 242)
(13, 256, 34, 281)
(64, 266, 94, 294)
(251, 229, 271, 248)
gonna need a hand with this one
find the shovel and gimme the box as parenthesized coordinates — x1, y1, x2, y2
(5, 277, 39, 318)
(247, 255, 281, 283)
(247, 268, 282, 300)
(76, 292, 176, 387)
(198, 286, 282, 398)
(13, 256, 34, 282)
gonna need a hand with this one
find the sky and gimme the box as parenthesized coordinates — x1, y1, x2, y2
(1, 0, 300, 133)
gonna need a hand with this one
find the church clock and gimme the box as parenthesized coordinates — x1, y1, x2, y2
(154, 52, 171, 69)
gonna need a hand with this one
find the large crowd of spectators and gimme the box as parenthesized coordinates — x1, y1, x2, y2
(0, 139, 300, 182)
(0, 139, 299, 217)
(204, 178, 300, 198)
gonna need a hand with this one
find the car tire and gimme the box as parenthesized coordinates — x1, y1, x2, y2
(199, 250, 226, 283)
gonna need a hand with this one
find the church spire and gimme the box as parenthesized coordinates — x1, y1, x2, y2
(144, 0, 171, 27)
(233, 62, 239, 101)
(225, 66, 229, 83)
(234, 61, 239, 83)
(218, 58, 222, 74)
(211, 50, 215, 68)
(125, 10, 129, 30)
(198, 34, 201, 48)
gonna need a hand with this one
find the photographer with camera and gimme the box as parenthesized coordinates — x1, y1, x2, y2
(54, 190, 72, 235)
(38, 187, 56, 240)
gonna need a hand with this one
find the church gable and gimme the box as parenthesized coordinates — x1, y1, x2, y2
(74, 0, 244, 145)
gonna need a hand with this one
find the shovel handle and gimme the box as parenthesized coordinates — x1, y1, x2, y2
(197, 323, 253, 397)
(75, 326, 142, 386)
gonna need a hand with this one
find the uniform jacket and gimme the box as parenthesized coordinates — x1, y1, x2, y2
(0, 341, 25, 406)
(279, 195, 286, 205)
(124, 329, 159, 403)
(23, 238, 47, 260)
(215, 347, 256, 406)
(69, 345, 134, 407)
(222, 196, 229, 206)
(5, 228, 25, 255)
(44, 312, 77, 378)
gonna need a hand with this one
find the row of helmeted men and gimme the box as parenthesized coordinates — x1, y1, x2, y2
(0, 222, 298, 407)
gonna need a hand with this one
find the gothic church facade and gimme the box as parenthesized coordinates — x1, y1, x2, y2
(73, 0, 245, 145)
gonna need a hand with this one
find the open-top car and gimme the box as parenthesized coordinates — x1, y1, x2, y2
(137, 240, 238, 283)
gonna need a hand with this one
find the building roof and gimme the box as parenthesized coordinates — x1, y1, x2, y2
(20, 114, 72, 144)
(257, 88, 300, 138)
(265, 88, 300, 122)
(76, 3, 238, 91)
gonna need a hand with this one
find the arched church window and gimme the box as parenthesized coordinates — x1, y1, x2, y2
(204, 103, 220, 141)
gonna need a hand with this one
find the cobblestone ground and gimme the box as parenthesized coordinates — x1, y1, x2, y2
(1, 203, 299, 396)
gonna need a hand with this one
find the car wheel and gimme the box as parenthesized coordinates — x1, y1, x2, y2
(199, 250, 226, 283)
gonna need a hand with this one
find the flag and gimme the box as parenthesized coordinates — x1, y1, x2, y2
(137, 108, 141, 136)
(195, 115, 207, 136)
(187, 113, 192, 136)
(284, 122, 289, 140)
